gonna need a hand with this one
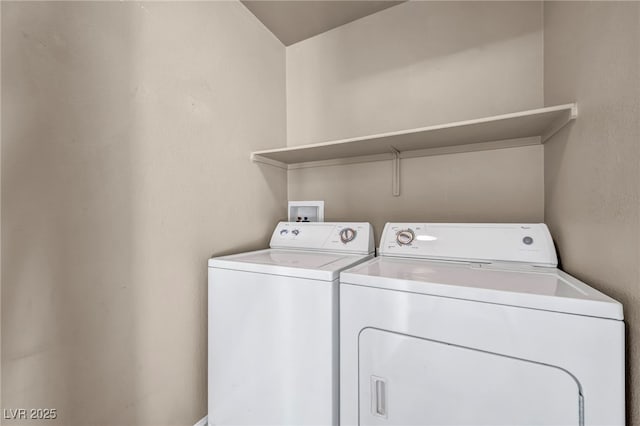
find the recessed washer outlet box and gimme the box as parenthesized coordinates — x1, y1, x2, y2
(288, 201, 324, 223)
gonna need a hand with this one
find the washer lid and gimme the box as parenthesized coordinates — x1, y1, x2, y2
(209, 248, 372, 281)
(340, 257, 623, 320)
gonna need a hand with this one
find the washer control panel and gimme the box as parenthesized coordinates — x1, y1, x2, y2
(380, 223, 557, 267)
(270, 222, 374, 254)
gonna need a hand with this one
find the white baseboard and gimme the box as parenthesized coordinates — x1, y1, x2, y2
(194, 415, 208, 426)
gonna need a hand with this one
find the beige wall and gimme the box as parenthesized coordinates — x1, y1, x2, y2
(289, 146, 544, 235)
(286, 1, 545, 239)
(543, 2, 640, 423)
(1, 2, 286, 425)
(0, 2, 3, 415)
(286, 1, 543, 146)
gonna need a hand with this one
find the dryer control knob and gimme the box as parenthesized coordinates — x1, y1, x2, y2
(339, 228, 357, 244)
(396, 229, 415, 246)
(280, 229, 288, 236)
(292, 229, 300, 236)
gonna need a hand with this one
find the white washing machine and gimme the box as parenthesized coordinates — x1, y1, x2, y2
(209, 221, 374, 426)
(340, 223, 624, 426)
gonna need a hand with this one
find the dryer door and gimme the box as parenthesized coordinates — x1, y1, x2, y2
(359, 328, 581, 426)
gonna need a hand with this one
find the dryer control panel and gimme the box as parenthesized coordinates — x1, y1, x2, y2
(270, 222, 375, 254)
(379, 223, 557, 267)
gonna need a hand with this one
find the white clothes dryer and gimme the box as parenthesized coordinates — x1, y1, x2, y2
(209, 222, 374, 426)
(340, 223, 624, 426)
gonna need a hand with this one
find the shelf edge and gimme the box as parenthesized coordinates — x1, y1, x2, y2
(288, 152, 394, 170)
(251, 153, 288, 169)
(252, 103, 577, 159)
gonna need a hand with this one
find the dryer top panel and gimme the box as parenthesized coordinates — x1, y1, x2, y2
(379, 223, 557, 267)
(340, 257, 623, 320)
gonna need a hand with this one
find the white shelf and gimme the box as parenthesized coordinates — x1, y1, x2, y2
(251, 103, 577, 169)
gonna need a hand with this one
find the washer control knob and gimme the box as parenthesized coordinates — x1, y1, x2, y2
(292, 229, 300, 236)
(396, 229, 415, 246)
(339, 227, 357, 244)
(280, 229, 289, 236)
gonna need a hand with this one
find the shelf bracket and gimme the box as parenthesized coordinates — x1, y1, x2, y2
(542, 103, 578, 142)
(391, 147, 400, 197)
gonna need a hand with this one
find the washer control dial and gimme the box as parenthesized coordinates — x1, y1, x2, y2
(396, 229, 415, 246)
(292, 229, 300, 236)
(280, 229, 288, 236)
(339, 227, 357, 244)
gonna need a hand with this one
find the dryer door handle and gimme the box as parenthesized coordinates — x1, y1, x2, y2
(371, 376, 388, 418)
